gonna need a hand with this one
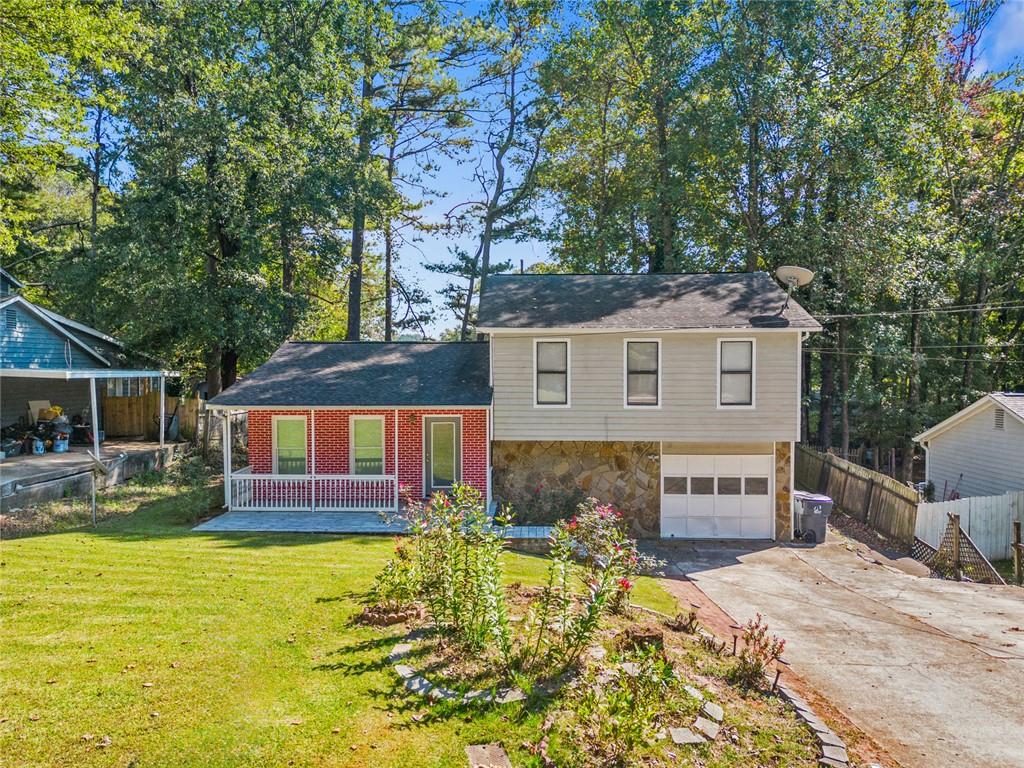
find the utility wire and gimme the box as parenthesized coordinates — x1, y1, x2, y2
(816, 300, 1024, 321)
(813, 348, 1024, 365)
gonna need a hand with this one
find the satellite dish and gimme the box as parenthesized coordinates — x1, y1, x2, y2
(776, 265, 814, 288)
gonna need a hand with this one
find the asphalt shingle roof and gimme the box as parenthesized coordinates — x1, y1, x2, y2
(208, 342, 491, 407)
(476, 272, 821, 330)
(990, 392, 1024, 422)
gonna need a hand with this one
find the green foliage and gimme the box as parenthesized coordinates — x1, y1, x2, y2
(404, 484, 514, 661)
(730, 613, 786, 689)
(552, 647, 684, 768)
(371, 539, 420, 611)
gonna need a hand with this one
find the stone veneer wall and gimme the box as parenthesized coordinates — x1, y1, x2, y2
(774, 441, 793, 541)
(491, 441, 661, 537)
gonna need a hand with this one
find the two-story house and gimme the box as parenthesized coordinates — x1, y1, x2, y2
(206, 272, 820, 540)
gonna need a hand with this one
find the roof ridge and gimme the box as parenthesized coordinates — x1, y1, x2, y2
(488, 271, 768, 278)
(285, 340, 487, 345)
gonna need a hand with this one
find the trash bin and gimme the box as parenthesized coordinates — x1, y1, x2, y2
(793, 490, 834, 544)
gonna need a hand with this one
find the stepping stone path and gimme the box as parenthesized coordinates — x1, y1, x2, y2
(693, 716, 720, 741)
(773, 679, 852, 768)
(700, 700, 723, 723)
(465, 744, 513, 768)
(669, 727, 704, 746)
(389, 636, 526, 707)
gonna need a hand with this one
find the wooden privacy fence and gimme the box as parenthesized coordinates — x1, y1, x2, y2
(102, 393, 202, 441)
(795, 444, 919, 549)
(916, 491, 1024, 562)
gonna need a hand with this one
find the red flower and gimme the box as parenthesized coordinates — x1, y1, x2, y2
(617, 577, 633, 591)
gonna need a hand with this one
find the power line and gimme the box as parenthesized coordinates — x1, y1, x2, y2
(816, 348, 1024, 365)
(816, 300, 1024, 321)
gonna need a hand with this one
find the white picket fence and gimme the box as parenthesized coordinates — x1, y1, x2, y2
(915, 490, 1024, 561)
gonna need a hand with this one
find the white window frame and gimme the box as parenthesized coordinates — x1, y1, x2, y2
(272, 414, 308, 475)
(717, 337, 756, 410)
(533, 337, 571, 408)
(622, 338, 662, 409)
(349, 414, 386, 476)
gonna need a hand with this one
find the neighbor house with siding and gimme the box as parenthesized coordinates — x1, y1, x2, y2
(0, 267, 177, 457)
(206, 271, 820, 540)
(914, 393, 1024, 501)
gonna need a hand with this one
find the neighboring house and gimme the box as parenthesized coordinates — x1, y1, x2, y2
(0, 269, 176, 452)
(207, 271, 820, 540)
(914, 393, 1024, 501)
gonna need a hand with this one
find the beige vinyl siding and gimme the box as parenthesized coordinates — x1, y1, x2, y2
(492, 331, 800, 442)
(926, 401, 1024, 499)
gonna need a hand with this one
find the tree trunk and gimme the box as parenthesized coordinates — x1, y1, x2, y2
(221, 348, 238, 390)
(961, 268, 988, 399)
(384, 220, 394, 341)
(89, 106, 103, 256)
(818, 349, 835, 449)
(902, 287, 922, 482)
(346, 73, 374, 341)
(745, 116, 761, 272)
(838, 318, 850, 459)
(281, 203, 294, 335)
(652, 94, 672, 273)
(205, 343, 222, 399)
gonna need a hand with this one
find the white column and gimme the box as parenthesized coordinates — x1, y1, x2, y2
(158, 374, 166, 449)
(393, 408, 399, 510)
(222, 412, 232, 508)
(89, 377, 101, 459)
(310, 410, 316, 512)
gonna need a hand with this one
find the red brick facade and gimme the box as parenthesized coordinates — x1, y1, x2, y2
(247, 408, 489, 500)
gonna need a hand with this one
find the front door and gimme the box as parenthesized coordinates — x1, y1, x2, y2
(424, 417, 461, 496)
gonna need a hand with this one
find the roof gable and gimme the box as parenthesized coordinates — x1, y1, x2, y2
(476, 272, 821, 331)
(914, 393, 1024, 444)
(208, 341, 492, 408)
(0, 295, 110, 367)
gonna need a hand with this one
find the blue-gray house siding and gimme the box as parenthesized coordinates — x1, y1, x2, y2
(1, 305, 99, 369)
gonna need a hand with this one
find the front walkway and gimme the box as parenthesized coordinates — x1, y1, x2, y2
(193, 509, 552, 539)
(651, 535, 1024, 768)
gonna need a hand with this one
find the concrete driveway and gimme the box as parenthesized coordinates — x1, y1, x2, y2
(652, 538, 1024, 768)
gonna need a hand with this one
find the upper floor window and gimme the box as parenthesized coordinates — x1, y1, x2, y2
(351, 415, 385, 475)
(273, 415, 307, 475)
(719, 339, 755, 407)
(535, 339, 569, 406)
(625, 340, 660, 407)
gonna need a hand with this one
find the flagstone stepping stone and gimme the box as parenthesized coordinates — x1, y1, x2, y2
(405, 676, 433, 696)
(817, 729, 844, 748)
(494, 687, 526, 705)
(700, 701, 723, 723)
(693, 716, 720, 741)
(393, 664, 415, 679)
(462, 689, 493, 704)
(683, 684, 704, 702)
(821, 744, 849, 763)
(388, 643, 412, 661)
(669, 727, 705, 746)
(465, 744, 513, 768)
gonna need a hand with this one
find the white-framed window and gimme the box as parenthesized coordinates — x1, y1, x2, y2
(350, 415, 385, 475)
(272, 415, 307, 475)
(718, 338, 755, 408)
(624, 339, 660, 407)
(534, 338, 570, 407)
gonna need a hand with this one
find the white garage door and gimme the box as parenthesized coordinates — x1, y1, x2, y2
(661, 454, 773, 539)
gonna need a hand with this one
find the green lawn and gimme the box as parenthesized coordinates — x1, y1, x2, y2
(0, 469, 675, 767)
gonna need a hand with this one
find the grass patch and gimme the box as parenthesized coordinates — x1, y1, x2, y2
(992, 559, 1021, 585)
(0, 462, 676, 767)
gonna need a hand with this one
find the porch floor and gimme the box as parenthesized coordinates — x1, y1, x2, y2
(192, 510, 551, 539)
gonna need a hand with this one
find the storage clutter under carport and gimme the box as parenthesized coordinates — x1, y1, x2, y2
(792, 490, 834, 544)
(0, 402, 102, 459)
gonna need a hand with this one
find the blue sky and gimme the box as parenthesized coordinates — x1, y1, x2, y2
(397, 0, 1024, 337)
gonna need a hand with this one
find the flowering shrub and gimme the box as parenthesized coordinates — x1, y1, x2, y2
(525, 497, 658, 673)
(730, 613, 786, 688)
(405, 483, 513, 663)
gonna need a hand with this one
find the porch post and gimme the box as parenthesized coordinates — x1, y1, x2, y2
(393, 408, 399, 511)
(310, 410, 316, 513)
(158, 374, 166, 449)
(89, 377, 101, 460)
(222, 412, 232, 508)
